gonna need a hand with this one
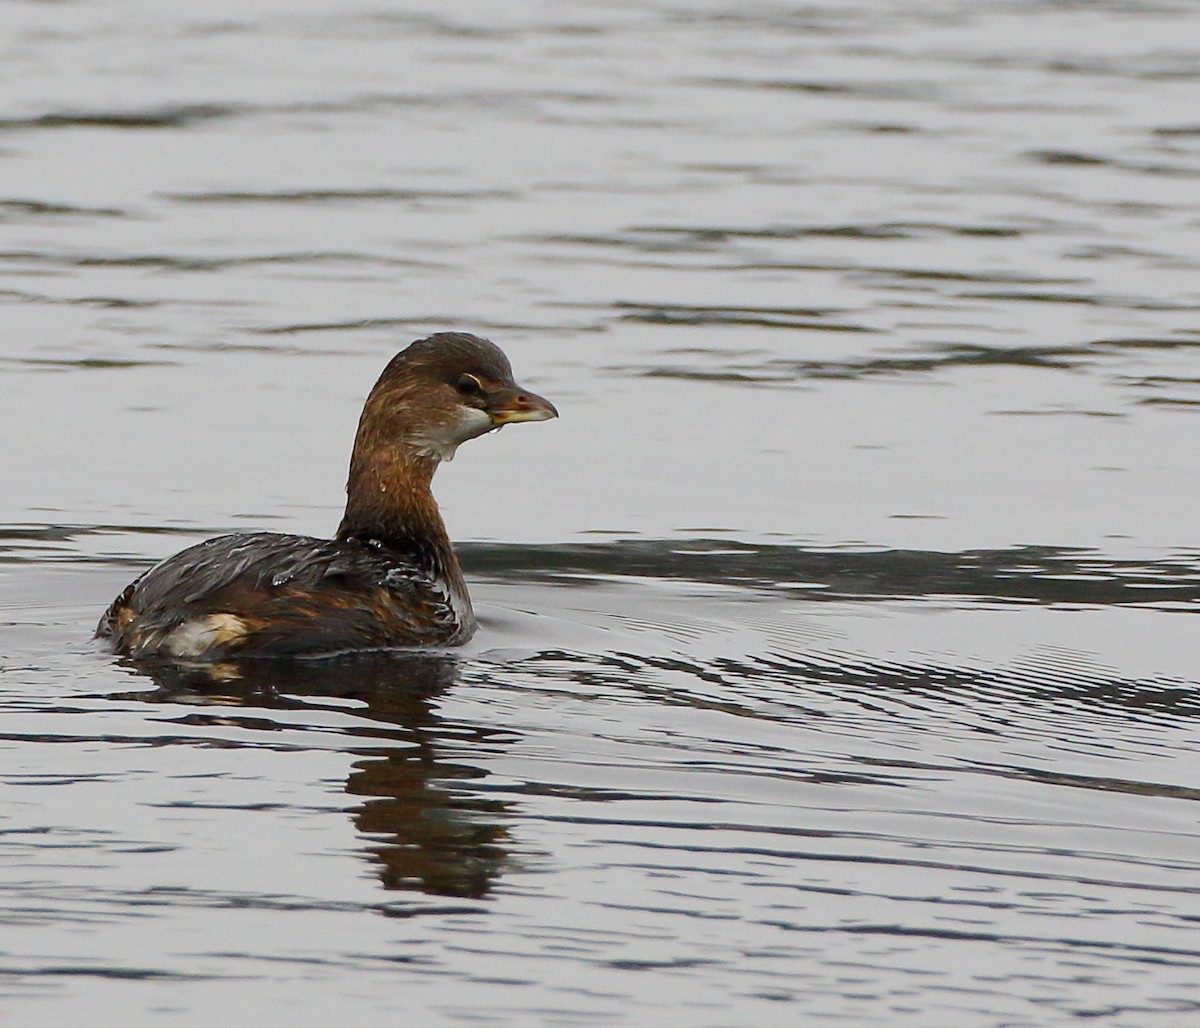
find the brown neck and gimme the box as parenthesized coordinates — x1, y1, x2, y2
(336, 444, 460, 579)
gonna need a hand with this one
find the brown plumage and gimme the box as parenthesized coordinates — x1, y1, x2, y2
(97, 332, 557, 660)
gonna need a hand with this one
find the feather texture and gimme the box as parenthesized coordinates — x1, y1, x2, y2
(97, 532, 470, 658)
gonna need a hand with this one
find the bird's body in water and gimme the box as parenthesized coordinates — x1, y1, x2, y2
(97, 332, 557, 660)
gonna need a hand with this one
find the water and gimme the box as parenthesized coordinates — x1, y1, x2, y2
(3, 1, 1200, 1024)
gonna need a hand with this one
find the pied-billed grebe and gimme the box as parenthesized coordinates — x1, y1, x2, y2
(97, 332, 557, 659)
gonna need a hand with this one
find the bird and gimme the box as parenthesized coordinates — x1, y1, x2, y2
(97, 332, 557, 660)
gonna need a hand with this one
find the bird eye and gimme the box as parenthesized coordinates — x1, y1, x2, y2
(455, 373, 485, 398)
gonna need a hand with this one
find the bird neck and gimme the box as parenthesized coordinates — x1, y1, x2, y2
(336, 445, 463, 583)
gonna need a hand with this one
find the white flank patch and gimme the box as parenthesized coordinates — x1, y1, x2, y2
(164, 613, 248, 657)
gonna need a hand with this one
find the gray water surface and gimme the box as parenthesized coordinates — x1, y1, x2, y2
(3, 2, 1200, 1025)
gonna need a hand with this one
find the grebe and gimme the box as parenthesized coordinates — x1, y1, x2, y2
(97, 332, 556, 659)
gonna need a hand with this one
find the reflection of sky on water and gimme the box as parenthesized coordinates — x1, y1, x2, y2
(3, 0, 1200, 1023)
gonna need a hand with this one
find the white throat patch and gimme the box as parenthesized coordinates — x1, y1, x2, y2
(412, 406, 494, 462)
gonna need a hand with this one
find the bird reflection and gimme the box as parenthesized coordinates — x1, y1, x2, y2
(105, 652, 511, 898)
